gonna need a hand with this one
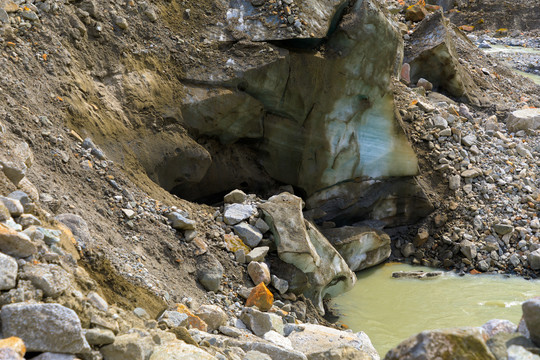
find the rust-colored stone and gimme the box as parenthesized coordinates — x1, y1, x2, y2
(246, 282, 274, 312)
(0, 337, 26, 356)
(176, 304, 208, 331)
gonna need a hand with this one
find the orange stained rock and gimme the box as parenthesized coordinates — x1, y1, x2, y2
(223, 233, 250, 253)
(246, 282, 274, 312)
(176, 304, 208, 332)
(0, 337, 26, 356)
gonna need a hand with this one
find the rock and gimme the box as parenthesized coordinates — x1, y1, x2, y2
(1, 303, 89, 353)
(0, 252, 17, 290)
(460, 240, 477, 261)
(175, 304, 209, 332)
(0, 197, 23, 217)
(30, 353, 78, 360)
(322, 226, 391, 271)
(21, 264, 70, 298)
(482, 319, 517, 337)
(150, 341, 217, 360)
(0, 337, 25, 359)
(224, 234, 251, 254)
(260, 193, 320, 272)
(392, 271, 442, 280)
(403, 11, 481, 104)
(246, 247, 269, 263)
(461, 134, 477, 147)
(309, 346, 372, 360)
(168, 212, 196, 230)
(385, 327, 494, 360)
(244, 350, 272, 360)
(431, 115, 448, 129)
(224, 204, 257, 225)
(100, 333, 155, 360)
(234, 223, 263, 248)
(401, 63, 411, 84)
(449, 175, 460, 190)
(17, 214, 41, 228)
(157, 310, 189, 328)
(219, 325, 243, 338)
(84, 328, 115, 345)
(271, 275, 288, 295)
(417, 78, 433, 91)
(477, 260, 489, 272)
(506, 108, 540, 133)
(114, 16, 128, 29)
(246, 282, 274, 312)
(263, 331, 292, 350)
(405, 4, 428, 22)
(493, 223, 514, 236)
(255, 218, 270, 234)
(528, 250, 540, 270)
(235, 341, 307, 360)
(196, 254, 224, 292)
(401, 243, 415, 258)
(54, 214, 91, 246)
(0, 224, 37, 257)
(288, 324, 378, 360)
(224, 189, 248, 204)
(240, 307, 283, 337)
(507, 345, 540, 360)
(461, 168, 482, 178)
(522, 299, 540, 346)
(487, 332, 533, 360)
(195, 305, 228, 332)
(8, 191, 34, 214)
(87, 291, 108, 312)
(121, 209, 135, 219)
(0, 203, 10, 221)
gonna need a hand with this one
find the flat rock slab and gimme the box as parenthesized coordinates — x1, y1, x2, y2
(391, 271, 443, 280)
(0, 224, 37, 257)
(224, 204, 257, 225)
(1, 303, 89, 353)
(506, 108, 540, 133)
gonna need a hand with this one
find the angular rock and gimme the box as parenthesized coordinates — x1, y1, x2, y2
(168, 212, 196, 230)
(244, 350, 272, 360)
(0, 197, 23, 217)
(54, 214, 91, 246)
(197, 254, 224, 292)
(224, 204, 257, 225)
(255, 218, 270, 234)
(0, 224, 37, 258)
(385, 327, 495, 360)
(176, 304, 208, 331)
(100, 333, 155, 360)
(8, 191, 34, 214)
(405, 4, 428, 22)
(240, 307, 284, 337)
(84, 328, 115, 345)
(21, 264, 70, 298)
(0, 337, 25, 359)
(460, 240, 477, 261)
(246, 282, 274, 312)
(1, 303, 89, 353)
(150, 341, 216, 360)
(449, 175, 460, 190)
(157, 310, 189, 328)
(482, 319, 517, 337)
(461, 134, 477, 147)
(403, 11, 482, 105)
(247, 261, 272, 285)
(224, 189, 248, 204)
(507, 345, 540, 360)
(271, 275, 289, 295)
(195, 305, 228, 332)
(493, 223, 514, 236)
(322, 226, 391, 271)
(528, 249, 540, 270)
(260, 193, 320, 272)
(246, 247, 269, 263)
(0, 252, 17, 290)
(263, 330, 293, 350)
(522, 299, 540, 346)
(506, 108, 540, 133)
(87, 291, 108, 312)
(234, 222, 263, 248)
(288, 324, 378, 360)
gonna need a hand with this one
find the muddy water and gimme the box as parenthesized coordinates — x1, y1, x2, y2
(332, 263, 540, 357)
(482, 44, 540, 85)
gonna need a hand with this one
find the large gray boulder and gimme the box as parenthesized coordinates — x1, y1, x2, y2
(21, 263, 71, 298)
(1, 303, 90, 353)
(384, 327, 495, 360)
(506, 109, 540, 133)
(322, 226, 391, 271)
(288, 324, 379, 360)
(522, 298, 540, 346)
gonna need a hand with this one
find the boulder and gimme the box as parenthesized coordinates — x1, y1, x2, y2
(8, 191, 34, 213)
(0, 197, 23, 217)
(321, 226, 391, 271)
(288, 324, 379, 360)
(246, 282, 274, 312)
(247, 261, 271, 286)
(224, 204, 257, 225)
(263, 331, 292, 350)
(196, 254, 224, 292)
(529, 250, 540, 270)
(0, 140, 33, 186)
(260, 193, 320, 273)
(194, 305, 228, 332)
(403, 11, 482, 105)
(0, 252, 17, 290)
(150, 341, 217, 360)
(234, 223, 263, 248)
(246, 247, 269, 263)
(1, 303, 89, 353)
(481, 319, 517, 337)
(385, 327, 495, 360)
(168, 212, 196, 230)
(487, 332, 534, 360)
(0, 224, 37, 257)
(522, 298, 540, 346)
(176, 304, 208, 332)
(84, 328, 115, 346)
(0, 337, 25, 359)
(54, 213, 92, 246)
(100, 333, 155, 360)
(21, 264, 70, 298)
(240, 307, 284, 337)
(157, 310, 189, 329)
(506, 109, 540, 133)
(224, 189, 248, 204)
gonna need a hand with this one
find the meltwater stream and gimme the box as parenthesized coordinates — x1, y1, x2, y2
(332, 263, 540, 357)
